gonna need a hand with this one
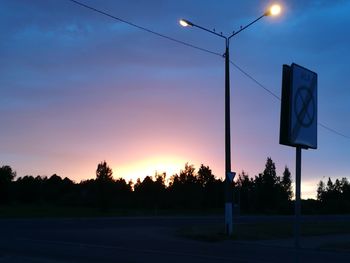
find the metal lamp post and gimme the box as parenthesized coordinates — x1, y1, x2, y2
(180, 4, 281, 236)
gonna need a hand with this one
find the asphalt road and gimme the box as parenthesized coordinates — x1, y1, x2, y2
(0, 215, 349, 262)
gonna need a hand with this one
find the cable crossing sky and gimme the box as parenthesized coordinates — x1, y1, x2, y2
(68, 0, 350, 141)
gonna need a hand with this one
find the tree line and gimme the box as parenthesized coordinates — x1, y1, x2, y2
(0, 158, 349, 214)
(316, 177, 350, 213)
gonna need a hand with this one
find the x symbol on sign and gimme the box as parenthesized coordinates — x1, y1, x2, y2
(295, 87, 314, 128)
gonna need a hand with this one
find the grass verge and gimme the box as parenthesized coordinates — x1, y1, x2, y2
(177, 221, 350, 242)
(0, 204, 222, 218)
(319, 241, 350, 252)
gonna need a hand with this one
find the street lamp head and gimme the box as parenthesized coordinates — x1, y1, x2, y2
(179, 19, 193, 27)
(265, 4, 281, 16)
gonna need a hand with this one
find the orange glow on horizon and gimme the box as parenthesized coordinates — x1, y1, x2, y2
(113, 155, 188, 183)
(295, 180, 318, 200)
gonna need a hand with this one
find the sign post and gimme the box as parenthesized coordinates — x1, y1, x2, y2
(225, 171, 236, 235)
(295, 146, 302, 248)
(279, 63, 317, 249)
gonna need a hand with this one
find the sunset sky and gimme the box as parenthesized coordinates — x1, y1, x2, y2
(1, 0, 350, 199)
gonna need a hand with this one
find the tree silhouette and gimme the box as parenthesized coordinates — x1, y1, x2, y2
(253, 158, 293, 213)
(170, 163, 197, 185)
(14, 175, 42, 204)
(317, 180, 326, 201)
(317, 177, 350, 213)
(113, 178, 132, 208)
(262, 157, 278, 185)
(254, 157, 278, 212)
(96, 161, 113, 182)
(168, 163, 201, 209)
(44, 174, 63, 203)
(197, 164, 215, 188)
(134, 173, 166, 211)
(197, 164, 222, 209)
(3, 159, 348, 215)
(281, 166, 293, 200)
(0, 165, 16, 204)
(326, 177, 334, 191)
(236, 171, 254, 213)
(95, 161, 114, 210)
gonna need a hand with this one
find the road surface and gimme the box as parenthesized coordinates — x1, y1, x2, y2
(0, 215, 349, 262)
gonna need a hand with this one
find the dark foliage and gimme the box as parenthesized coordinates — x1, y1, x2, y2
(317, 177, 350, 213)
(234, 158, 293, 214)
(0, 165, 16, 204)
(1, 158, 349, 214)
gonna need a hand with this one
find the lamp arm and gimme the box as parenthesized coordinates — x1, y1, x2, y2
(192, 23, 227, 40)
(228, 14, 266, 39)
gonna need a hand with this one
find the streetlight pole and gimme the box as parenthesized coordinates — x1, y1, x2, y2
(224, 39, 233, 235)
(180, 4, 281, 236)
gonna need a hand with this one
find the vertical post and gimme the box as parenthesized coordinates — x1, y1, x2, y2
(224, 39, 233, 236)
(295, 146, 302, 248)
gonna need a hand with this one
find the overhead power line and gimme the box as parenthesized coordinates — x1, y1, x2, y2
(230, 61, 281, 101)
(68, 0, 221, 57)
(68, 0, 350, 140)
(229, 61, 350, 140)
(318, 123, 350, 140)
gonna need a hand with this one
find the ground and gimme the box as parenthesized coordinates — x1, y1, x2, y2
(0, 215, 349, 262)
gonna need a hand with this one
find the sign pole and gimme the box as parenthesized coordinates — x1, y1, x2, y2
(280, 63, 317, 249)
(294, 145, 302, 248)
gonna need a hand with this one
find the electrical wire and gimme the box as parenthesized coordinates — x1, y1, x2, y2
(68, 0, 350, 140)
(230, 61, 281, 101)
(318, 123, 350, 140)
(68, 0, 222, 57)
(229, 61, 350, 139)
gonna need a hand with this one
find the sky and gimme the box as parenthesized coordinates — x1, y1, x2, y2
(1, 0, 350, 199)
